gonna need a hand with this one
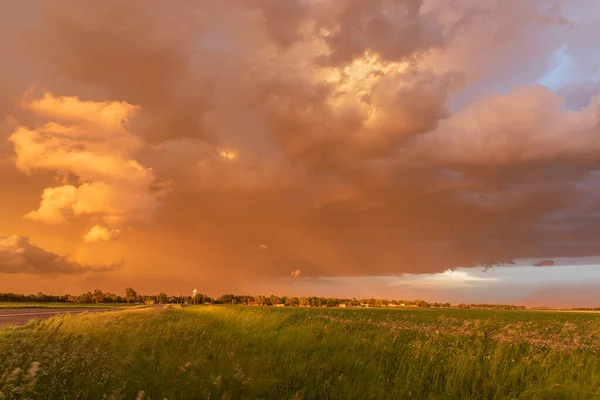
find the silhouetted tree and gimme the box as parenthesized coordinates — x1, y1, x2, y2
(157, 293, 168, 304)
(92, 289, 104, 303)
(124, 287, 137, 303)
(269, 295, 281, 305)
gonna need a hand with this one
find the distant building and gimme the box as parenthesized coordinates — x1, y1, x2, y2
(247, 301, 258, 306)
(274, 303, 285, 307)
(338, 303, 347, 308)
(144, 300, 155, 305)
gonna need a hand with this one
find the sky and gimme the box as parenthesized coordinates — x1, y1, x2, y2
(1, 0, 600, 307)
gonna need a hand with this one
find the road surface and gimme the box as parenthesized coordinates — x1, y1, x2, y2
(0, 308, 121, 327)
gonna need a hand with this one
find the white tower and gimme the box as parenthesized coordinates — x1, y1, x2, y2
(192, 289, 197, 304)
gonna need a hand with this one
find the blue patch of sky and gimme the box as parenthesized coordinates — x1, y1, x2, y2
(535, 45, 573, 89)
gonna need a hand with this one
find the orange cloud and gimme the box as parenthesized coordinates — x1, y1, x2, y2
(9, 93, 166, 240)
(24, 185, 77, 224)
(82, 225, 122, 243)
(23, 92, 139, 128)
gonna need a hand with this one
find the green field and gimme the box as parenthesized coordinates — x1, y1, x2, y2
(0, 302, 139, 310)
(2, 306, 600, 399)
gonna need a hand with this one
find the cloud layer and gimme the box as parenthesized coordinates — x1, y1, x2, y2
(1, 0, 600, 287)
(0, 235, 121, 274)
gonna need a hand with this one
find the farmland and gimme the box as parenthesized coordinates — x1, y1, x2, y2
(2, 306, 600, 399)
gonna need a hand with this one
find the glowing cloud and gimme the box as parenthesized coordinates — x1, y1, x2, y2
(82, 225, 122, 243)
(315, 51, 410, 127)
(9, 92, 166, 241)
(393, 269, 498, 289)
(24, 185, 77, 224)
(23, 92, 139, 129)
(218, 149, 238, 160)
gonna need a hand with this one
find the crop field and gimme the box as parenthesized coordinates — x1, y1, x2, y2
(2, 306, 600, 399)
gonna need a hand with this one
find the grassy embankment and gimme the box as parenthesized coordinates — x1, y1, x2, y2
(2, 306, 600, 399)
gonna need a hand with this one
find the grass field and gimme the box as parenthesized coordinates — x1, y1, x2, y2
(0, 302, 139, 309)
(2, 306, 600, 399)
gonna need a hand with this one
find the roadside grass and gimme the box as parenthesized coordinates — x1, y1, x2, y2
(2, 306, 600, 399)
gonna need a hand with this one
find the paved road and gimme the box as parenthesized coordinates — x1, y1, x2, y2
(0, 308, 121, 327)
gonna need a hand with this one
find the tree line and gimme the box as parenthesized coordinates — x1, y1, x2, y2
(0, 289, 530, 310)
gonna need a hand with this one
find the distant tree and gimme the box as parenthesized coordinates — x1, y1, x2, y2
(92, 289, 104, 303)
(286, 297, 299, 307)
(326, 298, 338, 307)
(269, 295, 281, 305)
(368, 298, 377, 307)
(298, 297, 309, 307)
(219, 294, 235, 304)
(235, 295, 252, 305)
(376, 299, 388, 307)
(414, 299, 429, 308)
(124, 288, 137, 304)
(158, 293, 168, 304)
(78, 292, 92, 303)
(103, 292, 118, 303)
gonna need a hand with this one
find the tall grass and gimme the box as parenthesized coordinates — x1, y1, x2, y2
(1, 306, 600, 399)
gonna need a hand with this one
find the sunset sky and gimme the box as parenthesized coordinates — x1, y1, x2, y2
(1, 0, 600, 307)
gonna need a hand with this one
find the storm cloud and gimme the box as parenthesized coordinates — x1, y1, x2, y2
(1, 0, 599, 291)
(0, 235, 121, 275)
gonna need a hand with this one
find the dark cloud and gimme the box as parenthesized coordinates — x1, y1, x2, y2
(36, 0, 215, 143)
(533, 260, 555, 267)
(315, 0, 443, 65)
(246, 0, 311, 49)
(0, 235, 122, 274)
